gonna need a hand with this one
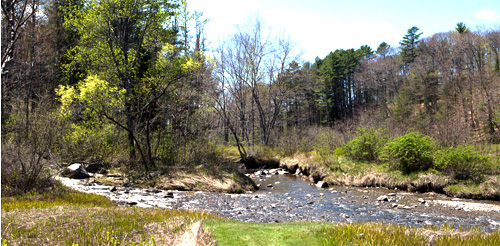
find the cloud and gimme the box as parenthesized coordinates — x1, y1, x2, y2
(261, 7, 399, 61)
(474, 9, 499, 20)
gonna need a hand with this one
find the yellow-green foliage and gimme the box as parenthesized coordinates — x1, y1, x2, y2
(55, 75, 127, 158)
(56, 75, 126, 118)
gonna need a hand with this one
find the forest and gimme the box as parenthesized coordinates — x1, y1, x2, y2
(2, 0, 500, 196)
(3, 0, 500, 245)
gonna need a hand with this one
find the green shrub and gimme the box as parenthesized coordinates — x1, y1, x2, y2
(434, 146, 488, 181)
(382, 132, 436, 173)
(342, 127, 388, 161)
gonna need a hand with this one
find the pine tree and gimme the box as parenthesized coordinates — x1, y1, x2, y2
(400, 26, 423, 64)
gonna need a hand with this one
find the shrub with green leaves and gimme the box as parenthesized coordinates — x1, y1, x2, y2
(342, 127, 388, 162)
(434, 146, 488, 181)
(382, 132, 436, 173)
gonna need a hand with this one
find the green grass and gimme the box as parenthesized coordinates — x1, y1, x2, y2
(206, 220, 500, 246)
(205, 220, 328, 245)
(1, 185, 115, 211)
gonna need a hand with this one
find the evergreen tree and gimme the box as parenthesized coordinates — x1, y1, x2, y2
(376, 42, 391, 59)
(400, 26, 423, 64)
(456, 22, 468, 34)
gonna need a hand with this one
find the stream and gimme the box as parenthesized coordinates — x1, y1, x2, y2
(59, 170, 500, 232)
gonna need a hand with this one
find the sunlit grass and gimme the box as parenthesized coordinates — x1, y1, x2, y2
(1, 188, 217, 245)
(1, 185, 114, 211)
(206, 220, 500, 246)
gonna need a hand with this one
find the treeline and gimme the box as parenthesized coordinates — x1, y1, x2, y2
(1, 0, 499, 194)
(214, 19, 500, 161)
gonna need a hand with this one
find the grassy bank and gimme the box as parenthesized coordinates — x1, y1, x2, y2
(280, 152, 500, 200)
(3, 187, 499, 246)
(1, 186, 217, 245)
(263, 129, 500, 200)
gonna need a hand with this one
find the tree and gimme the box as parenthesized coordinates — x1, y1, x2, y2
(456, 22, 468, 34)
(214, 15, 298, 161)
(59, 0, 196, 170)
(376, 42, 391, 59)
(400, 26, 423, 65)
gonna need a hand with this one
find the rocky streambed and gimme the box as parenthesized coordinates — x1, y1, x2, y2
(58, 169, 500, 232)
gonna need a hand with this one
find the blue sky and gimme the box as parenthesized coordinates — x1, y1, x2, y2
(188, 0, 500, 62)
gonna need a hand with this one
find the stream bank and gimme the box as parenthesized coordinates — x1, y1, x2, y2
(278, 156, 500, 200)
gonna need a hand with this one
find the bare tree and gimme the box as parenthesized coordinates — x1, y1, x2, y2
(212, 15, 299, 160)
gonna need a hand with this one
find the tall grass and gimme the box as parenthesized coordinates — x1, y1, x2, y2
(1, 186, 217, 245)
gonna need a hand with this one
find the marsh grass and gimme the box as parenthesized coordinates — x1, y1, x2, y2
(1, 185, 114, 211)
(1, 187, 217, 245)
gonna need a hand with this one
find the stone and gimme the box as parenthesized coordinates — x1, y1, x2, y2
(316, 181, 329, 188)
(307, 201, 314, 205)
(392, 203, 398, 208)
(127, 201, 138, 206)
(267, 184, 273, 188)
(418, 198, 426, 204)
(377, 195, 389, 202)
(85, 163, 104, 173)
(164, 192, 174, 198)
(64, 163, 91, 179)
(288, 163, 299, 174)
(110, 186, 117, 192)
(387, 193, 396, 196)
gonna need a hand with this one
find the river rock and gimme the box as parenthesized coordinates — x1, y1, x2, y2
(288, 163, 299, 174)
(418, 198, 426, 204)
(377, 195, 389, 202)
(316, 181, 329, 188)
(387, 193, 396, 196)
(64, 163, 91, 179)
(85, 163, 104, 173)
(267, 184, 273, 188)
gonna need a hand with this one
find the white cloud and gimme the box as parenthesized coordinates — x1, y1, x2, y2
(474, 9, 499, 20)
(261, 7, 399, 61)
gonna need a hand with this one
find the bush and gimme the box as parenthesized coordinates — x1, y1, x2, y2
(1, 105, 62, 196)
(434, 146, 488, 181)
(382, 132, 436, 173)
(342, 127, 388, 162)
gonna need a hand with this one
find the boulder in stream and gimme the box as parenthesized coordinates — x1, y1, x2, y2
(63, 163, 91, 179)
(377, 195, 389, 202)
(316, 181, 329, 188)
(85, 163, 105, 173)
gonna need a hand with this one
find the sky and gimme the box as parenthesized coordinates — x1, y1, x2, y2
(188, 0, 500, 63)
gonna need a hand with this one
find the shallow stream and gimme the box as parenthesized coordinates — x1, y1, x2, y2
(59, 170, 500, 231)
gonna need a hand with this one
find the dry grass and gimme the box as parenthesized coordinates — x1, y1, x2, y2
(1, 205, 217, 245)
